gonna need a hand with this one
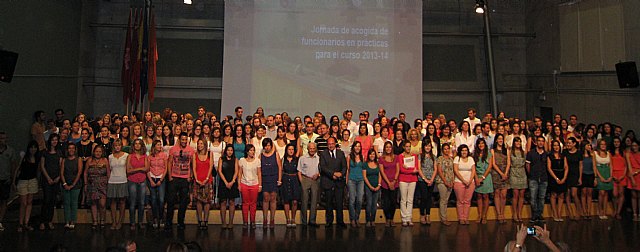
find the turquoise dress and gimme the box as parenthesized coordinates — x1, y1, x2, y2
(475, 152, 494, 193)
(233, 141, 246, 159)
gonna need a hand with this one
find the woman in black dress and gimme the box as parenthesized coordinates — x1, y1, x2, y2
(281, 144, 301, 228)
(547, 140, 568, 222)
(563, 137, 584, 220)
(217, 145, 239, 229)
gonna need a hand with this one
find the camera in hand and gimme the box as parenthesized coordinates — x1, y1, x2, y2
(527, 227, 536, 235)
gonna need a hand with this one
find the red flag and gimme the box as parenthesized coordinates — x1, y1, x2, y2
(121, 9, 133, 105)
(148, 11, 158, 101)
(131, 8, 144, 105)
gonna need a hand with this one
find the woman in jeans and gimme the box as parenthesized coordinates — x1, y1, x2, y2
(126, 139, 149, 230)
(346, 141, 365, 227)
(436, 143, 454, 226)
(60, 144, 82, 229)
(379, 141, 399, 227)
(107, 139, 128, 230)
(417, 139, 437, 225)
(363, 149, 382, 227)
(39, 134, 62, 230)
(147, 140, 168, 229)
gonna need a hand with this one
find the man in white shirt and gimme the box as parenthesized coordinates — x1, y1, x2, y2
(463, 108, 482, 130)
(358, 112, 374, 136)
(343, 110, 358, 137)
(265, 115, 277, 140)
(297, 142, 320, 227)
(567, 114, 578, 132)
(299, 122, 319, 157)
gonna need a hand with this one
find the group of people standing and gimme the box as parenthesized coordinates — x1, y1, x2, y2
(1, 106, 640, 233)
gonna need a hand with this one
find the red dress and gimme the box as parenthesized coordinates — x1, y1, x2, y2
(193, 152, 213, 202)
(611, 152, 627, 187)
(627, 152, 640, 190)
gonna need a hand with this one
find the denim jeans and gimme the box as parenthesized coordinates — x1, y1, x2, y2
(348, 179, 364, 222)
(128, 180, 147, 224)
(149, 178, 165, 220)
(528, 180, 548, 219)
(364, 186, 380, 222)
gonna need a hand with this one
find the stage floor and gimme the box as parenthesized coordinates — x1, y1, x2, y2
(1, 219, 639, 251)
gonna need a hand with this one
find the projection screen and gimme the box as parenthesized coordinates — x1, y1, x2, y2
(222, 0, 423, 120)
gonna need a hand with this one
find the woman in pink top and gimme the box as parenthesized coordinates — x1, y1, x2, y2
(192, 139, 214, 229)
(126, 139, 149, 230)
(398, 140, 424, 226)
(626, 140, 640, 221)
(610, 137, 627, 219)
(355, 123, 373, 161)
(147, 140, 168, 229)
(379, 141, 399, 227)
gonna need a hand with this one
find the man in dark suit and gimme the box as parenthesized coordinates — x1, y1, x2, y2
(319, 137, 348, 228)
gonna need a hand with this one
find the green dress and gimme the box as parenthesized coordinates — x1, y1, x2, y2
(595, 153, 613, 191)
(492, 151, 509, 189)
(509, 151, 528, 189)
(475, 152, 494, 193)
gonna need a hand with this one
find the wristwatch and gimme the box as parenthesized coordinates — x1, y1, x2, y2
(481, 175, 486, 179)
(515, 243, 523, 249)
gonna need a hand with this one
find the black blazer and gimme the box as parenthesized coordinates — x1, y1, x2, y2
(319, 149, 347, 189)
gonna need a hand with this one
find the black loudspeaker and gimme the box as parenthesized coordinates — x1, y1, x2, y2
(615, 61, 639, 88)
(0, 49, 19, 83)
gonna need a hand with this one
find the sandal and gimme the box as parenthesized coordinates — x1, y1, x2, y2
(100, 220, 106, 229)
(48, 223, 55, 230)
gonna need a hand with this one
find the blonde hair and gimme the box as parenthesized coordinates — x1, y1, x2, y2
(408, 128, 420, 141)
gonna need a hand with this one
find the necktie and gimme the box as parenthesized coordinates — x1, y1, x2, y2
(331, 151, 335, 159)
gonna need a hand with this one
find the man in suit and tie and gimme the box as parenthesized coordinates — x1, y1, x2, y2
(320, 137, 348, 228)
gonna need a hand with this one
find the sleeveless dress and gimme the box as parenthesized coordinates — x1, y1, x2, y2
(509, 151, 528, 189)
(233, 141, 246, 159)
(86, 160, 108, 205)
(217, 157, 239, 200)
(193, 153, 213, 202)
(595, 152, 613, 191)
(548, 155, 567, 193)
(582, 156, 595, 188)
(628, 152, 640, 190)
(492, 151, 509, 189)
(611, 152, 627, 187)
(563, 150, 583, 187)
(261, 152, 279, 192)
(281, 157, 301, 201)
(475, 152, 494, 193)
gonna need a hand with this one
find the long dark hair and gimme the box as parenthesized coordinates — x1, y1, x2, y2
(283, 143, 297, 160)
(223, 145, 235, 160)
(23, 140, 40, 162)
(493, 133, 507, 155)
(233, 124, 245, 143)
(47, 133, 59, 152)
(510, 136, 524, 157)
(421, 138, 435, 163)
(350, 141, 363, 162)
(474, 138, 488, 163)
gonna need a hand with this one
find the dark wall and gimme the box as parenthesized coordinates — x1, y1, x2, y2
(0, 0, 82, 148)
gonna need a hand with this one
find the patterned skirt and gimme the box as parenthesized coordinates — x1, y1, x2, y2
(193, 182, 213, 203)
